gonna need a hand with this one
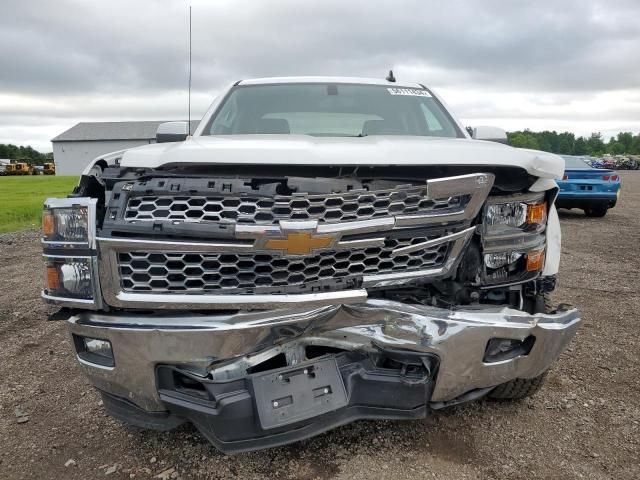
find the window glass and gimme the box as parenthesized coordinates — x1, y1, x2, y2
(204, 84, 461, 138)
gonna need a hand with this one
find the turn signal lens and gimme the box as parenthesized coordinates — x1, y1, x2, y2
(526, 202, 547, 225)
(46, 265, 61, 290)
(42, 211, 55, 236)
(526, 250, 545, 272)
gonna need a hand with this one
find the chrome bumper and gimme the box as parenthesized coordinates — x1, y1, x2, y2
(68, 300, 580, 412)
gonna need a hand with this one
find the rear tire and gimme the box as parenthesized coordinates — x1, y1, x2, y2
(584, 206, 608, 217)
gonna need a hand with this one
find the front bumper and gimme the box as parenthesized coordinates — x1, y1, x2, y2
(68, 300, 581, 452)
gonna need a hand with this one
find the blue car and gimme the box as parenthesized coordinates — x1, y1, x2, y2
(555, 155, 621, 217)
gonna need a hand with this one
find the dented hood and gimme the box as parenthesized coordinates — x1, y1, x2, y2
(119, 135, 565, 179)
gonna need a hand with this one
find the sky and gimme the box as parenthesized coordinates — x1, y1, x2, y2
(1, 0, 640, 152)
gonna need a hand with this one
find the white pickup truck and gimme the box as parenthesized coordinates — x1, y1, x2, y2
(42, 77, 581, 453)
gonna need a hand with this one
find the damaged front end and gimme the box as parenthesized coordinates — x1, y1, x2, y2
(45, 162, 581, 453)
(68, 300, 579, 453)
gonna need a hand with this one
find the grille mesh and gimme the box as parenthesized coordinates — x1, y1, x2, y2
(124, 188, 464, 225)
(118, 237, 448, 295)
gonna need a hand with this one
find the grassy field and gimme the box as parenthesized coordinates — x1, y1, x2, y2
(0, 176, 78, 233)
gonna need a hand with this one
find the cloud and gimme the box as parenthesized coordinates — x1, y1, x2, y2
(1, 0, 639, 151)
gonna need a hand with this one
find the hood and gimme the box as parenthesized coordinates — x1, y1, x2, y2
(119, 135, 565, 179)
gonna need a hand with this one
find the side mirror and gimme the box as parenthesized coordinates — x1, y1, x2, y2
(156, 121, 189, 143)
(472, 126, 508, 144)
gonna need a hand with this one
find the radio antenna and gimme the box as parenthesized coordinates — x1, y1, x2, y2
(188, 4, 192, 136)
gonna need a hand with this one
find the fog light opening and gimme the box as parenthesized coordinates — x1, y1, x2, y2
(484, 336, 535, 363)
(73, 335, 114, 367)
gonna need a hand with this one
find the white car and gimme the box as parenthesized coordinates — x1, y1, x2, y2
(42, 76, 580, 453)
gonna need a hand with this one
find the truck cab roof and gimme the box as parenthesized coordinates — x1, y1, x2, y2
(237, 76, 425, 89)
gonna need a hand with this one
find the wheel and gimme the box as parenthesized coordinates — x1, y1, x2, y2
(584, 206, 608, 217)
(488, 292, 552, 400)
(488, 372, 549, 400)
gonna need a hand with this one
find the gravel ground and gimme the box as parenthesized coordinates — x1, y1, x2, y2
(1, 172, 638, 480)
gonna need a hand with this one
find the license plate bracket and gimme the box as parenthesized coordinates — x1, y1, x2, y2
(251, 357, 348, 430)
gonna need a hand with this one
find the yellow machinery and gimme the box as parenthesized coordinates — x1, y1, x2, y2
(7, 162, 36, 175)
(16, 162, 35, 175)
(44, 162, 56, 175)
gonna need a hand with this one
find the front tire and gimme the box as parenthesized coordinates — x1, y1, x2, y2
(488, 372, 548, 400)
(489, 292, 553, 400)
(584, 206, 608, 217)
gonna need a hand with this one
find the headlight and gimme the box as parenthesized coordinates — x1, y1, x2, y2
(43, 207, 89, 243)
(484, 251, 523, 269)
(483, 248, 546, 284)
(42, 198, 97, 247)
(484, 195, 547, 231)
(485, 203, 528, 228)
(44, 257, 95, 300)
(41, 198, 100, 309)
(481, 191, 550, 286)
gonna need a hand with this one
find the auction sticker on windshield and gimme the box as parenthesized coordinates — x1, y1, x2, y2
(387, 88, 432, 96)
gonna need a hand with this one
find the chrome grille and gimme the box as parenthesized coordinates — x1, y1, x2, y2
(124, 187, 466, 225)
(99, 173, 495, 309)
(118, 236, 449, 294)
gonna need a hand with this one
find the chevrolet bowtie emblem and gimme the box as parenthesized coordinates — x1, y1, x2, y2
(264, 231, 334, 255)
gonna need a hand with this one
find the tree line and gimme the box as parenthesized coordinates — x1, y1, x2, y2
(505, 130, 640, 156)
(0, 144, 53, 165)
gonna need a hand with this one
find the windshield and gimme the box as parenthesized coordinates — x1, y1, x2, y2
(561, 156, 592, 168)
(203, 84, 462, 138)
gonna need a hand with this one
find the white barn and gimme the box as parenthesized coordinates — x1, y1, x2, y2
(51, 120, 199, 175)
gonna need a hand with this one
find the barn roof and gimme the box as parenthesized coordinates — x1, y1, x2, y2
(51, 120, 200, 142)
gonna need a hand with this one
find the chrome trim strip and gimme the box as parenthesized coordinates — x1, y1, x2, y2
(76, 355, 115, 371)
(336, 237, 386, 249)
(362, 267, 446, 286)
(395, 211, 462, 227)
(316, 217, 396, 234)
(277, 220, 320, 230)
(41, 240, 89, 246)
(235, 224, 281, 235)
(41, 292, 99, 310)
(391, 226, 476, 257)
(104, 289, 368, 310)
(97, 237, 254, 252)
